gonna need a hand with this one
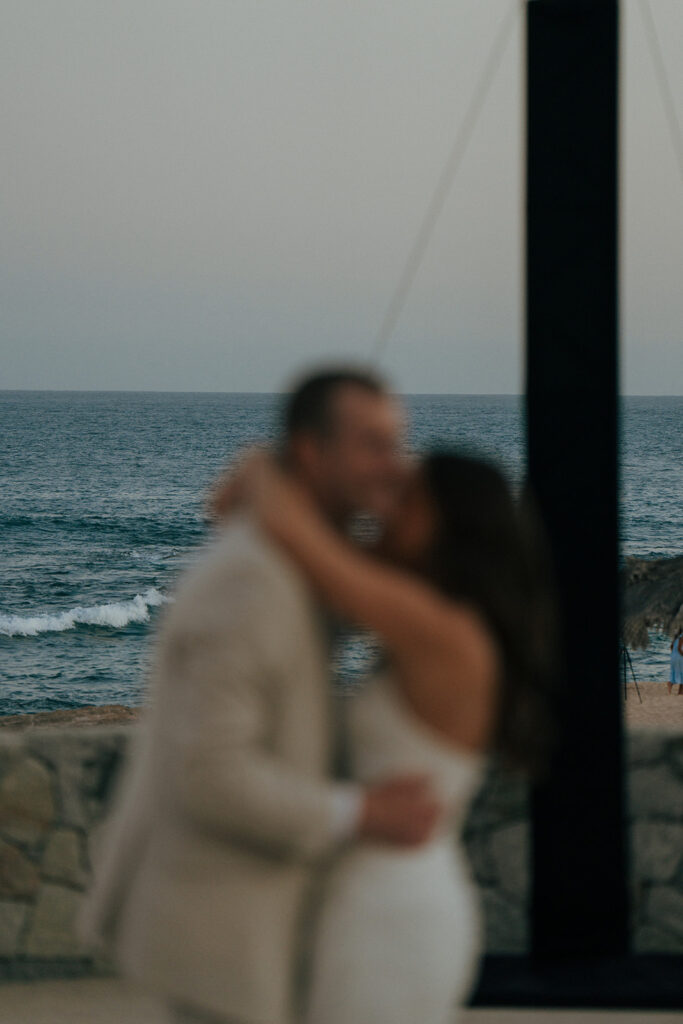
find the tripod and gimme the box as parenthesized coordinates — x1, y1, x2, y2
(620, 642, 642, 704)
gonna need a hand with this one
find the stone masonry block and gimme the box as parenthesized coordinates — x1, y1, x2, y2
(0, 837, 41, 899)
(646, 886, 683, 941)
(627, 730, 669, 766)
(634, 924, 683, 955)
(0, 756, 57, 845)
(24, 729, 131, 829)
(0, 900, 28, 957)
(489, 822, 530, 900)
(0, 734, 22, 775)
(627, 765, 683, 819)
(480, 886, 528, 955)
(23, 882, 87, 958)
(466, 769, 529, 831)
(42, 828, 89, 889)
(462, 829, 498, 886)
(632, 821, 683, 883)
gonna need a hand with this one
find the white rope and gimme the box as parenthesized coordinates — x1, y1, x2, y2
(370, 1, 522, 364)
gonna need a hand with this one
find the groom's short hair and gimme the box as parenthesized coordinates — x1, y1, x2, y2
(284, 367, 388, 439)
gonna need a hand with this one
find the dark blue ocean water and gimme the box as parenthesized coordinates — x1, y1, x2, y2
(1, 392, 681, 715)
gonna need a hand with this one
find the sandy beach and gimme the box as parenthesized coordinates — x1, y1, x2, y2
(623, 680, 683, 731)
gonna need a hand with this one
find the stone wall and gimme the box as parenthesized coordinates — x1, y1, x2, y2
(0, 726, 129, 978)
(0, 724, 681, 979)
(628, 731, 683, 953)
(462, 764, 531, 954)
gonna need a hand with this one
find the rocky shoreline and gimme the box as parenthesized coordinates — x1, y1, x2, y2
(2, 680, 680, 733)
(0, 705, 140, 730)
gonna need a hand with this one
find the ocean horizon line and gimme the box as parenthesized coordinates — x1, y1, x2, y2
(3, 388, 683, 399)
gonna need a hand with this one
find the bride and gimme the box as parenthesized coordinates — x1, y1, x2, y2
(216, 449, 554, 1024)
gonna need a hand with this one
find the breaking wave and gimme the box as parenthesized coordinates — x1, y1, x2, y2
(0, 588, 170, 637)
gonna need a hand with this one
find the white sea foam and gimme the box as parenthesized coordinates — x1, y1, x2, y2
(0, 588, 170, 637)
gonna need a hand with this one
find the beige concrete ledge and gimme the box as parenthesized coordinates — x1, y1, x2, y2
(1, 977, 682, 1024)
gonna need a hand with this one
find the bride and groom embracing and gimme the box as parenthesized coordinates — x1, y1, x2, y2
(79, 368, 554, 1024)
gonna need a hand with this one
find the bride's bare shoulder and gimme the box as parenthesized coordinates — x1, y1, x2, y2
(397, 605, 501, 752)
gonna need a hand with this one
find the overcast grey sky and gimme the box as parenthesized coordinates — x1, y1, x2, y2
(2, 1, 682, 394)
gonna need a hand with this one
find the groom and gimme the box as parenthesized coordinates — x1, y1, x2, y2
(79, 367, 441, 1024)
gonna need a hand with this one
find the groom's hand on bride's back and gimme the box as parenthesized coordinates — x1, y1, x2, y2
(358, 775, 443, 847)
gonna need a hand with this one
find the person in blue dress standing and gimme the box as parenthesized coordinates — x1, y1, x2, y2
(668, 631, 683, 695)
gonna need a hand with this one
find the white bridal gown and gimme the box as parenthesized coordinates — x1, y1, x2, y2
(305, 671, 486, 1024)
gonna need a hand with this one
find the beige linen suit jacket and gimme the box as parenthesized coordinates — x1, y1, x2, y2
(79, 515, 351, 1024)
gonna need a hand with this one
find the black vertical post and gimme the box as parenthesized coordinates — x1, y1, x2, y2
(526, 0, 628, 956)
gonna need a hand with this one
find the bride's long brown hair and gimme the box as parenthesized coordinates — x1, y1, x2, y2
(422, 452, 558, 778)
